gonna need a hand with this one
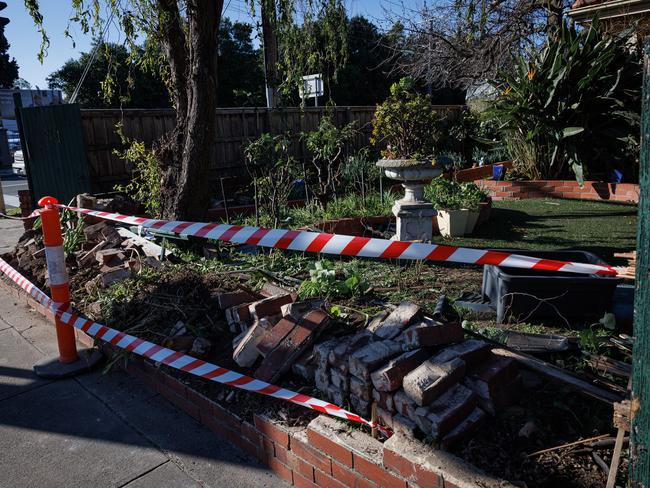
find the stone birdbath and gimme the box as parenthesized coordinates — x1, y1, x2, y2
(377, 159, 443, 242)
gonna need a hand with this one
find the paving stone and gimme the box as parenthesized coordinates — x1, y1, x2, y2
(370, 348, 429, 392)
(0, 327, 50, 400)
(432, 339, 492, 368)
(372, 302, 421, 340)
(398, 318, 464, 349)
(414, 384, 477, 439)
(403, 358, 466, 407)
(348, 340, 403, 381)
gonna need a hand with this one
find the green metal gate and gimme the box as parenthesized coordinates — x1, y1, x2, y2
(18, 103, 91, 204)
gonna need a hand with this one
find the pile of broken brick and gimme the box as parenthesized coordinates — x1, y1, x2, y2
(2, 219, 167, 293)
(220, 290, 521, 448)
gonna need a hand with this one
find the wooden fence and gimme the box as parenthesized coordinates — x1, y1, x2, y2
(80, 105, 465, 192)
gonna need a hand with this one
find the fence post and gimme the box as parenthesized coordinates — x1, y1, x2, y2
(33, 195, 102, 378)
(630, 37, 650, 487)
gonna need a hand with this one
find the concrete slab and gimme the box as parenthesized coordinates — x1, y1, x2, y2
(0, 292, 48, 333)
(123, 461, 202, 488)
(0, 327, 50, 400)
(78, 368, 285, 488)
(0, 218, 23, 254)
(0, 380, 168, 488)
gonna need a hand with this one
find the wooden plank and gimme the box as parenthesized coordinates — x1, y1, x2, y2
(630, 37, 650, 486)
(492, 348, 623, 404)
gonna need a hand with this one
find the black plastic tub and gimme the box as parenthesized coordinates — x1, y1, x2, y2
(482, 250, 620, 324)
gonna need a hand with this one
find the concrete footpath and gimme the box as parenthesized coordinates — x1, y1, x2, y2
(0, 219, 287, 488)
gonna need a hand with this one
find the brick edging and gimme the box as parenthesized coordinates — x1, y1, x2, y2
(1, 277, 513, 488)
(476, 179, 639, 203)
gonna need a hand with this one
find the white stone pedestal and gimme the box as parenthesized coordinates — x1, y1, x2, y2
(377, 159, 442, 242)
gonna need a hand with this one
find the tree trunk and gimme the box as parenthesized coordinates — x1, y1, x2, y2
(157, 0, 223, 221)
(261, 0, 280, 108)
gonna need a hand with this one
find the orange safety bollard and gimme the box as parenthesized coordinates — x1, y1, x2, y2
(38, 196, 78, 363)
(33, 196, 102, 379)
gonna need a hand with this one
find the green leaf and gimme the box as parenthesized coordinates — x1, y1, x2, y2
(561, 127, 584, 139)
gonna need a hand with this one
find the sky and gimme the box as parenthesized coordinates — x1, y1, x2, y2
(3, 0, 423, 89)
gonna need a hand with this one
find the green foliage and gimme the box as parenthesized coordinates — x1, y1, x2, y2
(298, 260, 369, 299)
(114, 124, 161, 217)
(329, 16, 400, 105)
(0, 24, 18, 88)
(339, 148, 382, 194)
(424, 177, 488, 211)
(244, 133, 299, 227)
(242, 191, 394, 229)
(302, 115, 357, 207)
(489, 22, 641, 183)
(47, 41, 170, 108)
(60, 209, 86, 255)
(217, 19, 265, 107)
(371, 78, 445, 160)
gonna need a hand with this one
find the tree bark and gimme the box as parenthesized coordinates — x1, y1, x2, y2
(157, 0, 223, 221)
(261, 0, 280, 108)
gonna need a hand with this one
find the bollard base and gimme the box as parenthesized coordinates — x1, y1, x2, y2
(33, 347, 104, 379)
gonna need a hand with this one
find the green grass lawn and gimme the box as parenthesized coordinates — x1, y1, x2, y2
(441, 198, 637, 265)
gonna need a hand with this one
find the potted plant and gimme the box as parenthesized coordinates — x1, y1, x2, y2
(371, 78, 451, 241)
(460, 183, 489, 233)
(425, 179, 488, 237)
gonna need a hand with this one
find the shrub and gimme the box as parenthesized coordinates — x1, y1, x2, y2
(302, 115, 357, 208)
(371, 77, 444, 160)
(114, 123, 161, 217)
(489, 21, 641, 183)
(244, 133, 299, 227)
(424, 178, 488, 211)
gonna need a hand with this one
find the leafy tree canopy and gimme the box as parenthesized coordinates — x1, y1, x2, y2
(47, 40, 171, 108)
(0, 25, 19, 88)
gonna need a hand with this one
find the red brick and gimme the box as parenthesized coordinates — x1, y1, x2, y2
(158, 383, 200, 420)
(353, 454, 407, 488)
(262, 436, 275, 460)
(255, 414, 291, 448)
(314, 468, 347, 488)
(186, 388, 216, 415)
(212, 402, 242, 433)
(308, 427, 353, 467)
(383, 446, 416, 479)
(331, 460, 359, 485)
(356, 479, 379, 488)
(250, 294, 294, 319)
(163, 372, 187, 397)
(294, 471, 319, 488)
(294, 457, 316, 481)
(275, 443, 298, 467)
(256, 317, 297, 356)
(202, 414, 239, 444)
(292, 438, 333, 475)
(242, 421, 262, 445)
(267, 456, 294, 484)
(217, 290, 256, 310)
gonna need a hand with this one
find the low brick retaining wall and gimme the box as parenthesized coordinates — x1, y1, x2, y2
(0, 275, 513, 488)
(448, 162, 513, 183)
(476, 179, 640, 203)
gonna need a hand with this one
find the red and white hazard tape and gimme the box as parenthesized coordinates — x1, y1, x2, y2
(0, 257, 389, 436)
(61, 204, 618, 276)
